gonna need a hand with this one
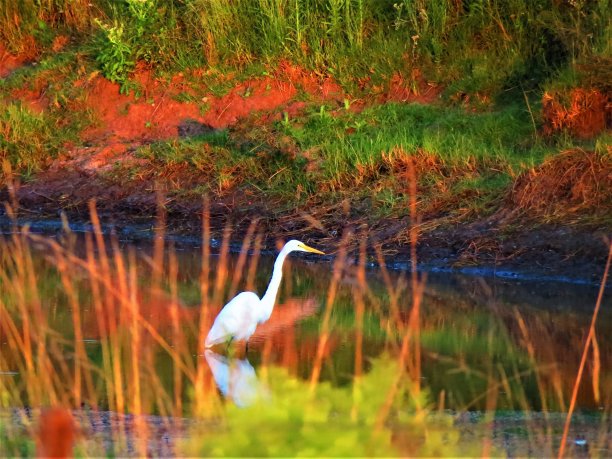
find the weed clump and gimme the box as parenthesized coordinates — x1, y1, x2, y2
(542, 88, 610, 139)
(94, 0, 177, 92)
(0, 104, 57, 175)
(509, 149, 612, 224)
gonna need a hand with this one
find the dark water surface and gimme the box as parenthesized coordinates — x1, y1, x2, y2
(1, 236, 611, 456)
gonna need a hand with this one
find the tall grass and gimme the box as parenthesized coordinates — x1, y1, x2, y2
(283, 102, 547, 181)
(0, 0, 97, 53)
(2, 1, 608, 96)
(0, 101, 89, 177)
(133, 102, 549, 218)
(0, 104, 56, 175)
(185, 0, 369, 66)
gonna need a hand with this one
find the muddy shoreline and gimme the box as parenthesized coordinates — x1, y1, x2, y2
(1, 201, 609, 286)
(3, 407, 608, 457)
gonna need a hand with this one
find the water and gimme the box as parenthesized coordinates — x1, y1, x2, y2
(1, 234, 610, 456)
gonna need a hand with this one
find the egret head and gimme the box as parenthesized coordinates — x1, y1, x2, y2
(284, 239, 325, 255)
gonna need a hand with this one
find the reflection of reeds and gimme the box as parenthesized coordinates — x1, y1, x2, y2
(376, 154, 427, 428)
(309, 227, 350, 392)
(351, 228, 367, 421)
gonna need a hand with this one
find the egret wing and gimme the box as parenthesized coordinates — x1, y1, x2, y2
(205, 292, 260, 347)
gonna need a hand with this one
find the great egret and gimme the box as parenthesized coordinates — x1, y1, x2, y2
(205, 239, 324, 350)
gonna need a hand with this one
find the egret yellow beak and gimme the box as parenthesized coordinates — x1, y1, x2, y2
(301, 243, 325, 255)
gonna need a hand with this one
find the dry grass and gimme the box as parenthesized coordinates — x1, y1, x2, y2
(542, 88, 610, 139)
(558, 243, 611, 458)
(509, 148, 612, 224)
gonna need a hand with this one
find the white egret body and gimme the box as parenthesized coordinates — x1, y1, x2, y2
(205, 239, 324, 348)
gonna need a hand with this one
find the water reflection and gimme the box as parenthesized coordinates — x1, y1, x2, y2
(205, 350, 268, 407)
(1, 230, 611, 457)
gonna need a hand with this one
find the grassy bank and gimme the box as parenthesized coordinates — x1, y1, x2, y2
(131, 100, 609, 225)
(0, 0, 610, 251)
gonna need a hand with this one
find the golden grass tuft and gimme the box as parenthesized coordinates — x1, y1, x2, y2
(542, 88, 610, 139)
(509, 149, 612, 224)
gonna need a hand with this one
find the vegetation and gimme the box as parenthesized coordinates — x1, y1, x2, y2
(130, 101, 607, 225)
(1, 0, 609, 93)
(0, 2, 610, 456)
(0, 0, 609, 227)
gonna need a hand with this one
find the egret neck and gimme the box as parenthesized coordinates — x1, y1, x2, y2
(258, 245, 291, 323)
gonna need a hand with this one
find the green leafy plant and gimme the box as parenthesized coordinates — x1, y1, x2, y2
(185, 356, 487, 457)
(94, 0, 163, 92)
(95, 18, 134, 89)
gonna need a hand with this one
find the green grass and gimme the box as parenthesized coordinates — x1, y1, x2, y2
(0, 0, 608, 225)
(134, 131, 311, 203)
(246, 101, 544, 204)
(131, 97, 606, 221)
(0, 424, 35, 458)
(0, 90, 91, 177)
(0, 104, 71, 177)
(2, 1, 609, 97)
(0, 47, 94, 177)
(284, 102, 546, 175)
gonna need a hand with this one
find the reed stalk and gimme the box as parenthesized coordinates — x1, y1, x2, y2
(195, 198, 212, 416)
(558, 242, 612, 458)
(309, 228, 350, 392)
(351, 228, 367, 421)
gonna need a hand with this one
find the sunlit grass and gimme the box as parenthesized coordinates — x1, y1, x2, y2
(0, 103, 84, 177)
(0, 1, 610, 455)
(127, 101, 608, 223)
(2, 1, 609, 95)
(282, 102, 546, 180)
(1, 1, 608, 222)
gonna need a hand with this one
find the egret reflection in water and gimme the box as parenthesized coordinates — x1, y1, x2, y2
(205, 350, 269, 407)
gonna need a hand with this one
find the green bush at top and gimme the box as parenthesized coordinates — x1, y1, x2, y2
(94, 0, 179, 92)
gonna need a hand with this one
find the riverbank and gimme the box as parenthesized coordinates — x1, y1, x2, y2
(0, 210, 608, 286)
(1, 3, 610, 285)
